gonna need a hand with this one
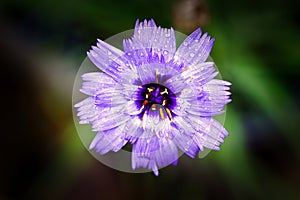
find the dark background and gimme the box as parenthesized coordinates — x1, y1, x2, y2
(1, 0, 300, 199)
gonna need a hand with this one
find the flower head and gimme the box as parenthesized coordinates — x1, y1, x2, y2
(75, 19, 231, 176)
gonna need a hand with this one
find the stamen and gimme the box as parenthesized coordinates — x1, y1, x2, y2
(165, 108, 173, 122)
(141, 111, 147, 128)
(160, 88, 168, 95)
(159, 108, 165, 120)
(155, 69, 159, 83)
(151, 104, 157, 110)
(147, 88, 154, 92)
(143, 100, 148, 106)
(138, 83, 176, 122)
(162, 99, 167, 106)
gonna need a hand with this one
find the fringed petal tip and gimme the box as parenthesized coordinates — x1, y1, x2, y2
(135, 19, 157, 29)
(175, 28, 215, 66)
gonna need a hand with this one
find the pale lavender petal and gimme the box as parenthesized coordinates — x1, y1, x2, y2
(94, 88, 127, 107)
(181, 62, 217, 86)
(79, 72, 117, 96)
(175, 29, 214, 67)
(136, 63, 157, 84)
(91, 111, 131, 132)
(173, 93, 226, 118)
(132, 130, 178, 175)
(196, 79, 232, 113)
(171, 117, 200, 157)
(75, 97, 125, 125)
(186, 115, 229, 150)
(148, 137, 178, 176)
(89, 123, 128, 154)
(123, 19, 176, 62)
(75, 97, 100, 124)
(164, 62, 216, 94)
(174, 79, 231, 117)
(87, 39, 132, 82)
(131, 130, 156, 170)
(136, 62, 179, 85)
(124, 116, 143, 143)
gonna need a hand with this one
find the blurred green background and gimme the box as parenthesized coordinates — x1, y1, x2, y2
(1, 0, 300, 199)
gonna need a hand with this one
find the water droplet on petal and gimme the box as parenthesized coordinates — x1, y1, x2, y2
(190, 52, 195, 57)
(91, 51, 98, 57)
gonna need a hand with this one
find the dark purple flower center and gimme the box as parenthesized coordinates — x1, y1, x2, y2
(136, 83, 176, 120)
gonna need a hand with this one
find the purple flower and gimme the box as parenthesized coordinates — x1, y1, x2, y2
(74, 19, 231, 176)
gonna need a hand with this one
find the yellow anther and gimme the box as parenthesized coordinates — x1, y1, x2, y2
(159, 108, 165, 120)
(160, 88, 168, 95)
(155, 69, 159, 83)
(165, 108, 173, 122)
(147, 88, 154, 92)
(145, 94, 149, 99)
